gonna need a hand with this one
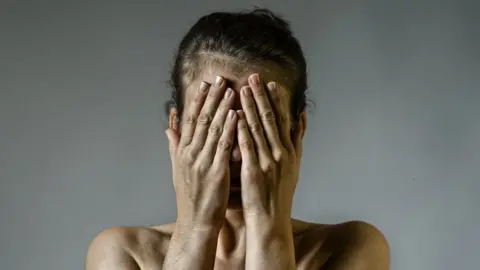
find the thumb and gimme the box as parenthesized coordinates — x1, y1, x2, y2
(165, 128, 179, 160)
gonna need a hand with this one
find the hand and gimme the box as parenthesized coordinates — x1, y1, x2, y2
(237, 74, 302, 230)
(237, 74, 302, 270)
(165, 76, 237, 230)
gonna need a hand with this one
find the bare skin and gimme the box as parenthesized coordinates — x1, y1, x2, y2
(86, 219, 387, 270)
(86, 65, 389, 270)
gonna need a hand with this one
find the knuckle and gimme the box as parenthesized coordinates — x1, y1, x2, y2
(249, 122, 263, 134)
(186, 114, 197, 125)
(217, 139, 232, 150)
(263, 161, 275, 173)
(261, 110, 276, 122)
(192, 161, 209, 174)
(272, 149, 286, 162)
(238, 120, 249, 130)
(197, 113, 211, 125)
(240, 139, 253, 149)
(208, 124, 222, 136)
(253, 88, 266, 96)
(183, 150, 196, 165)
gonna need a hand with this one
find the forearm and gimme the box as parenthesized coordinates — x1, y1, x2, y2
(162, 224, 220, 270)
(246, 221, 296, 270)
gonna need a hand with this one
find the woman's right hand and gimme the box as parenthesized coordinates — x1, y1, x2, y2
(165, 76, 237, 230)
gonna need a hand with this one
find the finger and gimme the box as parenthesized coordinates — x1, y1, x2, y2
(178, 81, 209, 148)
(276, 83, 295, 153)
(236, 110, 262, 209)
(172, 112, 180, 133)
(168, 107, 180, 132)
(189, 76, 227, 155)
(236, 110, 258, 166)
(240, 85, 271, 163)
(293, 112, 304, 160)
(202, 88, 235, 160)
(212, 109, 237, 165)
(165, 128, 180, 161)
(249, 74, 283, 149)
(266, 81, 294, 153)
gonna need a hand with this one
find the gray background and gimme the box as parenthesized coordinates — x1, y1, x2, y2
(1, 0, 479, 269)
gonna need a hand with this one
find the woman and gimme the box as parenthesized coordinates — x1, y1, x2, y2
(86, 8, 389, 270)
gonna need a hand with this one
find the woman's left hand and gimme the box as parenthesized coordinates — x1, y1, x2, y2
(237, 73, 303, 269)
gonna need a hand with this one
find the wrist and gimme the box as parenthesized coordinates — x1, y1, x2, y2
(246, 214, 292, 234)
(176, 210, 225, 231)
(258, 225, 294, 243)
(247, 225, 296, 270)
(175, 219, 222, 235)
(247, 219, 294, 245)
(171, 222, 220, 251)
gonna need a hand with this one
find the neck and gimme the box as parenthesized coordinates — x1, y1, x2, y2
(216, 209, 246, 260)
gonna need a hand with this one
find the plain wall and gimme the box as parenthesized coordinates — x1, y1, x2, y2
(1, 0, 479, 269)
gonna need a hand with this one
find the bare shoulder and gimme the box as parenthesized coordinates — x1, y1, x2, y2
(327, 220, 390, 269)
(293, 219, 390, 270)
(86, 225, 173, 270)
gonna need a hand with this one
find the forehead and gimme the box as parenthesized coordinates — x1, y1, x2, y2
(183, 62, 293, 107)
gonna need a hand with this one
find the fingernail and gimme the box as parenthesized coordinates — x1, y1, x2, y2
(224, 88, 233, 99)
(228, 110, 235, 119)
(250, 74, 261, 85)
(242, 87, 251, 96)
(267, 82, 276, 92)
(199, 82, 208, 93)
(215, 76, 223, 87)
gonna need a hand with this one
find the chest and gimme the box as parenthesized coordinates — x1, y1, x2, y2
(136, 247, 330, 270)
(210, 239, 331, 270)
(137, 226, 332, 270)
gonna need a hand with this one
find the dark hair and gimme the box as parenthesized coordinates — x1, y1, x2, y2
(166, 8, 308, 129)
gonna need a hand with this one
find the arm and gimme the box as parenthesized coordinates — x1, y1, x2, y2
(86, 76, 237, 270)
(236, 75, 299, 270)
(236, 74, 390, 270)
(162, 224, 221, 270)
(162, 76, 237, 269)
(246, 220, 296, 270)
